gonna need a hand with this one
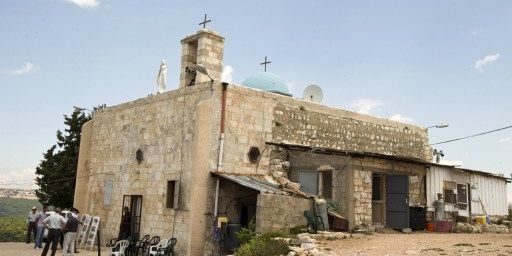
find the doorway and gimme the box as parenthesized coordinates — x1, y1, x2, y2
(239, 203, 256, 227)
(372, 173, 384, 225)
(386, 175, 409, 229)
(121, 195, 143, 237)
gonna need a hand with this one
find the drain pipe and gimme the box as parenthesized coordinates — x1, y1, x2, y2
(214, 82, 228, 218)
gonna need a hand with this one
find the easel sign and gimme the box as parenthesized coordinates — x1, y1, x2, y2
(77, 214, 91, 249)
(85, 216, 101, 251)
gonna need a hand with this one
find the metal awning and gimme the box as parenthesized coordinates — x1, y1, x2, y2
(211, 172, 300, 196)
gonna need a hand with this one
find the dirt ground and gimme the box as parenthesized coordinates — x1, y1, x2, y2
(321, 233, 512, 255)
(3, 233, 512, 256)
(0, 242, 109, 256)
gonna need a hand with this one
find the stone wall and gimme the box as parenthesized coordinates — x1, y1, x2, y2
(255, 193, 312, 233)
(220, 85, 431, 179)
(351, 168, 373, 227)
(179, 30, 224, 88)
(287, 151, 351, 217)
(79, 83, 220, 255)
(408, 174, 423, 206)
(351, 157, 426, 228)
(272, 102, 430, 161)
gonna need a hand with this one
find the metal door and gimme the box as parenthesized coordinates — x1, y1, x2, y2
(122, 195, 142, 237)
(386, 175, 409, 229)
(298, 171, 319, 195)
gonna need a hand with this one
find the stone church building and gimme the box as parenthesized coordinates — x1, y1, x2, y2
(73, 28, 432, 255)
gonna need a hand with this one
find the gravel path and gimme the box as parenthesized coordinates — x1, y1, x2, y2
(320, 233, 512, 255)
(0, 242, 109, 256)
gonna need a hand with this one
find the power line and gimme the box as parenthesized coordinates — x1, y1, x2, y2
(431, 125, 512, 146)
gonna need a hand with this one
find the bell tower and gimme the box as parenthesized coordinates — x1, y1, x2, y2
(179, 29, 225, 88)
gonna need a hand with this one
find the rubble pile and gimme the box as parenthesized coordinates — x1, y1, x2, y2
(451, 222, 512, 234)
(277, 231, 369, 256)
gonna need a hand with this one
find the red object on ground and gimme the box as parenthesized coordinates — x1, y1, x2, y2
(328, 213, 349, 231)
(435, 221, 453, 232)
(426, 221, 435, 232)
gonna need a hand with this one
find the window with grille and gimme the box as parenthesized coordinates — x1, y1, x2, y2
(457, 184, 468, 210)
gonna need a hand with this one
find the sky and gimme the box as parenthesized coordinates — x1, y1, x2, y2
(0, 1, 511, 198)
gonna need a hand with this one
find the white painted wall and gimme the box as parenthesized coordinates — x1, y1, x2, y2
(426, 166, 471, 216)
(470, 173, 508, 216)
(426, 165, 508, 217)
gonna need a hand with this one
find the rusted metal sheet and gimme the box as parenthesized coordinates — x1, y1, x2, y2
(212, 172, 291, 195)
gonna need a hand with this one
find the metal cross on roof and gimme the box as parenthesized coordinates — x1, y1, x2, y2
(260, 56, 271, 72)
(199, 14, 211, 29)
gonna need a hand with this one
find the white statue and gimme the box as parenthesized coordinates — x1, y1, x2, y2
(156, 59, 167, 93)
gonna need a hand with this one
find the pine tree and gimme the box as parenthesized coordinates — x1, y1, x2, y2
(35, 109, 92, 208)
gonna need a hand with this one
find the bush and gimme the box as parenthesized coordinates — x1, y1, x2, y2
(0, 217, 26, 242)
(236, 234, 289, 256)
(236, 218, 256, 245)
(289, 225, 308, 235)
(235, 218, 295, 255)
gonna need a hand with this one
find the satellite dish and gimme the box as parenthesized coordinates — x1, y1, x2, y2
(302, 84, 323, 103)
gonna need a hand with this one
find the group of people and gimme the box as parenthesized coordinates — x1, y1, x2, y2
(26, 206, 81, 256)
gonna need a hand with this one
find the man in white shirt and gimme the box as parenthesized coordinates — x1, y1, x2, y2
(41, 207, 65, 256)
(27, 206, 38, 244)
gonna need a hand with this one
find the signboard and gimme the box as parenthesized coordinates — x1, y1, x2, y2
(85, 216, 100, 251)
(77, 214, 91, 249)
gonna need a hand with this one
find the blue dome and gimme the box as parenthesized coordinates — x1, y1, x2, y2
(242, 72, 292, 96)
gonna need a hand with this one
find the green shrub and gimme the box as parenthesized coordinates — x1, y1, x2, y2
(236, 235, 289, 256)
(289, 225, 308, 235)
(236, 219, 256, 245)
(0, 217, 26, 242)
(257, 230, 291, 240)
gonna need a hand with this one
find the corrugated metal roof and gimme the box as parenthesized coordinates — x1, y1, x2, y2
(212, 172, 296, 196)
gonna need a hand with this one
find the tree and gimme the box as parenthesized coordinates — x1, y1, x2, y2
(35, 108, 92, 208)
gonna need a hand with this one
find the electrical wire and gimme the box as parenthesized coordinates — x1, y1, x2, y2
(430, 125, 512, 145)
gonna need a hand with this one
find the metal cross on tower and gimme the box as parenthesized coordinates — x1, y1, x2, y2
(199, 14, 211, 29)
(260, 56, 271, 72)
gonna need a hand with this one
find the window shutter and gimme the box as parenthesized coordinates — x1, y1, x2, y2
(173, 180, 180, 209)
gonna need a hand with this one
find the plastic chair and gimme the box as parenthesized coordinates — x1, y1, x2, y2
(148, 239, 168, 256)
(303, 210, 324, 233)
(141, 236, 160, 256)
(110, 239, 130, 256)
(155, 238, 177, 256)
(135, 235, 150, 256)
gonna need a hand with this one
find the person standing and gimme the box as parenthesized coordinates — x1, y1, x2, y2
(119, 207, 132, 239)
(63, 212, 79, 256)
(59, 209, 68, 249)
(433, 193, 445, 222)
(27, 206, 38, 244)
(41, 207, 65, 256)
(35, 206, 48, 249)
(70, 207, 81, 254)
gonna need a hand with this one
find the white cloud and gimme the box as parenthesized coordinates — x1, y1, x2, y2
(62, 0, 100, 8)
(221, 65, 233, 83)
(474, 53, 500, 72)
(439, 159, 463, 166)
(0, 168, 38, 189)
(350, 98, 382, 114)
(389, 114, 414, 124)
(499, 137, 512, 143)
(471, 29, 483, 36)
(11, 62, 37, 75)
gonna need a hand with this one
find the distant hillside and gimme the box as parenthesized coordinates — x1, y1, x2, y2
(0, 197, 42, 217)
(0, 188, 37, 199)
